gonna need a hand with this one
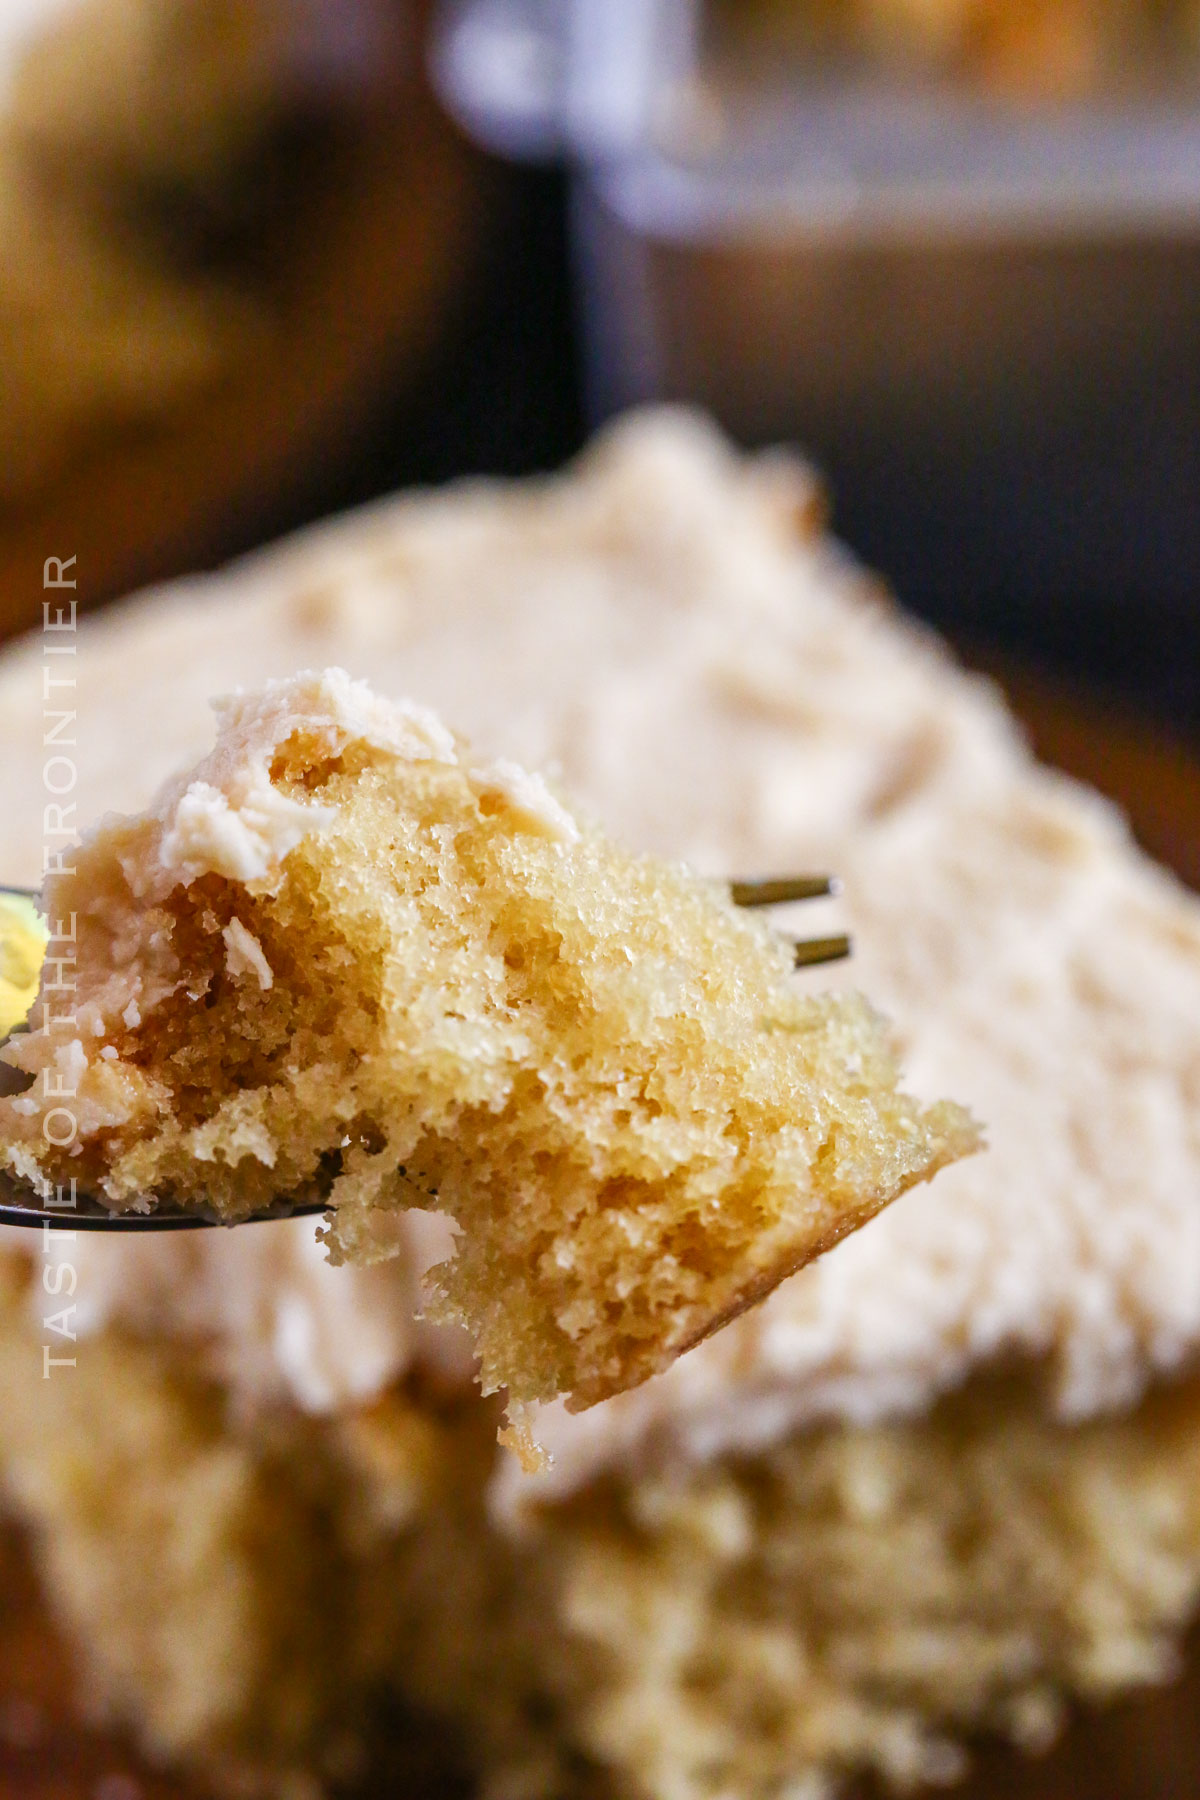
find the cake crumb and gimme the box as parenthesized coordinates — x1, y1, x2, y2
(222, 917, 273, 991)
(0, 670, 977, 1427)
(498, 1405, 552, 1475)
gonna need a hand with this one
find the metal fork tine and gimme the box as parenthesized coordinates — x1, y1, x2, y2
(0, 1208, 328, 1230)
(730, 876, 839, 907)
(0, 1205, 210, 1230)
(791, 934, 852, 969)
(729, 876, 850, 970)
(0, 1168, 328, 1230)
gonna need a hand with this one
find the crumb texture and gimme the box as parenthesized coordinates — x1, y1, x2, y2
(0, 669, 973, 1412)
(2, 1267, 1200, 1800)
(1, 409, 1200, 1798)
(0, 409, 1197, 1457)
(523, 1375, 1200, 1800)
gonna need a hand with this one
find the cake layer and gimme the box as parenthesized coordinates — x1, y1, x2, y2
(1, 411, 1198, 1495)
(3, 1258, 1199, 1799)
(2, 669, 972, 1418)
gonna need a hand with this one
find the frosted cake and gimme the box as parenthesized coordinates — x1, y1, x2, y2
(1, 411, 1199, 1798)
(0, 669, 972, 1428)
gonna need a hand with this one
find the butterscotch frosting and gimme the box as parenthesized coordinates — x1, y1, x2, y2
(2, 411, 1198, 1513)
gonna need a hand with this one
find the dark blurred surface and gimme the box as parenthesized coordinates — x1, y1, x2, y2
(252, 154, 1198, 744)
(303, 162, 586, 500)
(3, 122, 1194, 743)
(154, 156, 590, 590)
(2, 0, 1195, 746)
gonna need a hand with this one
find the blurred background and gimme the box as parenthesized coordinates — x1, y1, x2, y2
(1, 0, 1199, 736)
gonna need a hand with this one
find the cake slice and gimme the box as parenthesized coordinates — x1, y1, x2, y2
(5, 415, 1200, 1800)
(0, 668, 977, 1420)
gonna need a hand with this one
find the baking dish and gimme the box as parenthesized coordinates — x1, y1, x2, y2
(433, 0, 1200, 624)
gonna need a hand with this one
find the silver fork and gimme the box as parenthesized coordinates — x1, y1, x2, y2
(0, 879, 849, 1231)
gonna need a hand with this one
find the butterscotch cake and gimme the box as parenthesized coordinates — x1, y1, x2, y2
(1, 412, 1199, 1798)
(0, 669, 972, 1420)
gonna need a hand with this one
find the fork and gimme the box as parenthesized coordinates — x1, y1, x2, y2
(0, 879, 849, 1232)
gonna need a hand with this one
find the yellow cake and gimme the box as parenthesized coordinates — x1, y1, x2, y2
(0, 669, 973, 1420)
(1, 412, 1200, 1797)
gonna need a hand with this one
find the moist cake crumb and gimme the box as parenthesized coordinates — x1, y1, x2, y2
(6, 413, 1200, 1798)
(0, 667, 976, 1419)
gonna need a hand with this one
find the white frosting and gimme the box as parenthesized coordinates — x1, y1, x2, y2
(3, 666, 582, 1199)
(468, 758, 580, 844)
(95, 665, 570, 912)
(222, 917, 274, 991)
(43, 1211, 466, 1414)
(1, 410, 1198, 1488)
(142, 668, 456, 896)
